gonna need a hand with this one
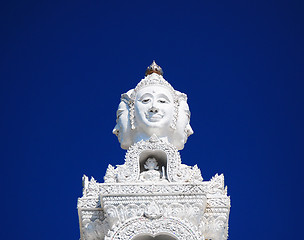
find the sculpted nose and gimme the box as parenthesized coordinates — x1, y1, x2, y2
(149, 106, 158, 113)
(186, 124, 194, 136)
(112, 126, 119, 136)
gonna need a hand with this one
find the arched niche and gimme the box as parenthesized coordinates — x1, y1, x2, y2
(132, 233, 177, 240)
(106, 217, 200, 240)
(139, 150, 167, 179)
(123, 138, 182, 182)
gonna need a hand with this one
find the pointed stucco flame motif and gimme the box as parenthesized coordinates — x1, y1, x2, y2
(144, 201, 162, 219)
(77, 61, 230, 240)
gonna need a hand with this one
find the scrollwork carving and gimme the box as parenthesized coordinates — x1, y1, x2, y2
(144, 201, 162, 219)
(82, 219, 108, 240)
(77, 62, 230, 240)
(105, 217, 201, 240)
(103, 136, 203, 184)
(203, 215, 229, 240)
(78, 198, 100, 209)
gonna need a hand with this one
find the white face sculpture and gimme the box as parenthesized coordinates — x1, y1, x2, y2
(144, 157, 159, 170)
(172, 100, 194, 150)
(134, 85, 175, 137)
(112, 101, 132, 149)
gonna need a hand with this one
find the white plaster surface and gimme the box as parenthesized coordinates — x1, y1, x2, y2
(78, 62, 230, 240)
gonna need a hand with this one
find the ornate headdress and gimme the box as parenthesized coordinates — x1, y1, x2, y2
(132, 61, 175, 97)
(128, 61, 186, 130)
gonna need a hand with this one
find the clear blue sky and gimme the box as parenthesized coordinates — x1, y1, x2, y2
(1, 0, 303, 239)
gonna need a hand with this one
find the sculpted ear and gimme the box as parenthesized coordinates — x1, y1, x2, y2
(175, 91, 187, 104)
(121, 89, 134, 105)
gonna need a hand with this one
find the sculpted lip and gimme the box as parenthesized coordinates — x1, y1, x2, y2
(183, 131, 188, 143)
(145, 112, 164, 122)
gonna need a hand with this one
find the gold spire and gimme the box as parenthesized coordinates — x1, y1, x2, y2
(145, 60, 164, 76)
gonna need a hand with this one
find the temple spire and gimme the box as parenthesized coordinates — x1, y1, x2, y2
(145, 60, 164, 76)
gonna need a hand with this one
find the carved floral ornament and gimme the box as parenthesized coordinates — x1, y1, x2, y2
(80, 173, 227, 201)
(105, 217, 201, 240)
(77, 61, 230, 240)
(104, 135, 203, 184)
(113, 61, 192, 151)
(78, 173, 230, 240)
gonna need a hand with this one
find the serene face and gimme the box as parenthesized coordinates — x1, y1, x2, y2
(174, 100, 194, 150)
(112, 101, 132, 149)
(134, 85, 175, 133)
(144, 157, 159, 170)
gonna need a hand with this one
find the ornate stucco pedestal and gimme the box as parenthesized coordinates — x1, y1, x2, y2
(77, 62, 230, 240)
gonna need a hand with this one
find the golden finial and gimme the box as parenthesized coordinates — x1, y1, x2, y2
(145, 60, 164, 76)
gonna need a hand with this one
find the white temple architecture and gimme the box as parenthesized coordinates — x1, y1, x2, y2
(77, 61, 231, 240)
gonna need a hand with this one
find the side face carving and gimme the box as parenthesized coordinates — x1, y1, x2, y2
(112, 92, 133, 149)
(171, 99, 194, 150)
(112, 62, 194, 150)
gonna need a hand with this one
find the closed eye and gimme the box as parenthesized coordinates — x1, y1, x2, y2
(142, 98, 151, 103)
(116, 110, 124, 119)
(158, 99, 167, 103)
(185, 110, 191, 119)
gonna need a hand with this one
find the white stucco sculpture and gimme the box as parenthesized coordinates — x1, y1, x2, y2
(113, 61, 193, 150)
(139, 157, 164, 182)
(78, 61, 230, 240)
(112, 90, 134, 149)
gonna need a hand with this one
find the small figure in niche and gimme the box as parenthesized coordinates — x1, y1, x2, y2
(139, 157, 166, 182)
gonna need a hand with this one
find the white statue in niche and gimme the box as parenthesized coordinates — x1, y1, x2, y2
(113, 61, 193, 150)
(139, 157, 164, 182)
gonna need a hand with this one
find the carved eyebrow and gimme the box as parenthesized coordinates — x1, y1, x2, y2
(138, 93, 153, 101)
(185, 109, 191, 117)
(116, 109, 124, 118)
(157, 93, 171, 102)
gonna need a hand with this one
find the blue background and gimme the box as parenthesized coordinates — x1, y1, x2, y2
(1, 0, 303, 239)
